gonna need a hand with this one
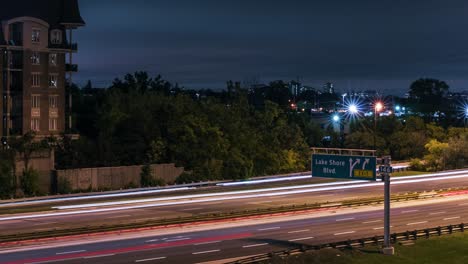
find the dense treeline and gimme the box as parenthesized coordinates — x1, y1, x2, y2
(56, 72, 318, 182)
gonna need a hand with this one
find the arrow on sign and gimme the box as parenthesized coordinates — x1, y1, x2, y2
(349, 158, 361, 177)
(362, 158, 370, 170)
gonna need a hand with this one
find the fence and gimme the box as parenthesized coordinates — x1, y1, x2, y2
(55, 163, 184, 192)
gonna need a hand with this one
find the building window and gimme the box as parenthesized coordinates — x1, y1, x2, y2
(49, 95, 58, 108)
(31, 52, 40, 65)
(49, 74, 58, 88)
(32, 29, 40, 43)
(50, 30, 62, 44)
(49, 118, 58, 131)
(49, 53, 57, 66)
(31, 118, 40, 131)
(31, 95, 40, 108)
(31, 73, 41, 87)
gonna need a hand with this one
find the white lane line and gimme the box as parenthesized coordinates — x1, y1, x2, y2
(84, 254, 115, 259)
(106, 215, 131, 219)
(334, 231, 355, 236)
(443, 216, 461, 221)
(192, 249, 220, 255)
(194, 240, 221, 246)
(407, 221, 428, 226)
(373, 226, 393, 230)
(401, 210, 419, 214)
(165, 237, 190, 242)
(336, 217, 355, 222)
(146, 239, 159, 243)
(363, 220, 381, 224)
(429, 211, 446, 215)
(288, 237, 314, 242)
(182, 207, 203, 211)
(258, 227, 280, 231)
(135, 257, 166, 262)
(288, 229, 310, 234)
(56, 250, 86, 255)
(242, 243, 269, 248)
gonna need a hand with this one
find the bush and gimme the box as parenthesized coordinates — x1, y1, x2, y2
(140, 164, 166, 187)
(0, 159, 15, 199)
(175, 172, 197, 184)
(409, 158, 425, 171)
(57, 177, 73, 194)
(21, 168, 40, 196)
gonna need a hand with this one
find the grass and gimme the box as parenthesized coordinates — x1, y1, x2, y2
(264, 232, 468, 264)
(391, 170, 427, 177)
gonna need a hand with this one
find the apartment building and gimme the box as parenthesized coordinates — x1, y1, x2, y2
(0, 0, 85, 138)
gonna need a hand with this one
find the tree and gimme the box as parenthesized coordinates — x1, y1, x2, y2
(408, 78, 449, 118)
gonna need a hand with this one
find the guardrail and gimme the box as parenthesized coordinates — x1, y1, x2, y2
(228, 223, 467, 264)
(0, 188, 453, 244)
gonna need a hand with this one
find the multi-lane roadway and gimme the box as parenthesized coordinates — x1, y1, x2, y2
(1, 169, 468, 263)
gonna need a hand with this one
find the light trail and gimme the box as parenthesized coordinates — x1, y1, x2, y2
(1, 171, 468, 221)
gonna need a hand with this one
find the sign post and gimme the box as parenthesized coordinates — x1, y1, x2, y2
(381, 156, 394, 255)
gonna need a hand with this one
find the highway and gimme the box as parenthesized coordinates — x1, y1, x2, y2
(0, 170, 467, 236)
(2, 194, 468, 264)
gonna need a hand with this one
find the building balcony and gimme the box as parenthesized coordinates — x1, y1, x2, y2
(49, 42, 78, 52)
(65, 64, 78, 72)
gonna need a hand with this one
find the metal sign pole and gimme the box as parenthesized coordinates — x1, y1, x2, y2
(382, 156, 394, 255)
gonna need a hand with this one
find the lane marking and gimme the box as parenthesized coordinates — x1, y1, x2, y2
(194, 240, 221, 246)
(429, 211, 446, 215)
(182, 207, 203, 211)
(401, 210, 419, 214)
(146, 239, 159, 243)
(373, 226, 393, 230)
(336, 217, 355, 222)
(242, 243, 269, 248)
(56, 250, 86, 255)
(443, 216, 461, 221)
(84, 254, 115, 259)
(288, 237, 314, 242)
(407, 221, 428, 226)
(192, 249, 220, 255)
(136, 257, 166, 262)
(258, 227, 280, 231)
(363, 220, 381, 224)
(287, 229, 310, 234)
(334, 231, 355, 236)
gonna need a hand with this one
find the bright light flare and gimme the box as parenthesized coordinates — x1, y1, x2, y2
(375, 102, 383, 112)
(332, 114, 340, 122)
(348, 104, 358, 114)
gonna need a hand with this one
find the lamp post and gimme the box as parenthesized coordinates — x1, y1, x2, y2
(373, 102, 383, 150)
(465, 107, 468, 131)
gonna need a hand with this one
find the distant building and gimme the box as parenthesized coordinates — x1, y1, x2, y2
(323, 82, 334, 94)
(0, 0, 85, 138)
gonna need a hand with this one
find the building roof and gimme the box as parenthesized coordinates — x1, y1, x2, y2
(0, 0, 85, 26)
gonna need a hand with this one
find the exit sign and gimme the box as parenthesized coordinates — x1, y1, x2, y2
(312, 154, 377, 181)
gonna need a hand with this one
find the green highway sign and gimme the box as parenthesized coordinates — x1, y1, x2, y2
(312, 154, 377, 181)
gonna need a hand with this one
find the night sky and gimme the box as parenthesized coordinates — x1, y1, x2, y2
(75, 0, 468, 95)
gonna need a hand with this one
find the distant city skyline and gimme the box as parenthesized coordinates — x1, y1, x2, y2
(75, 0, 468, 95)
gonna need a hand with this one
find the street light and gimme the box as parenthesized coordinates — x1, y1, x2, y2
(374, 101, 383, 150)
(465, 107, 468, 131)
(348, 104, 358, 115)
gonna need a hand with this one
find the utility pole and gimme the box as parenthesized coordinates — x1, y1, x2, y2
(382, 156, 394, 255)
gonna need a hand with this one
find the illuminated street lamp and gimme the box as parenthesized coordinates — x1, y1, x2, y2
(348, 104, 358, 115)
(374, 101, 384, 150)
(465, 107, 468, 131)
(332, 114, 340, 123)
